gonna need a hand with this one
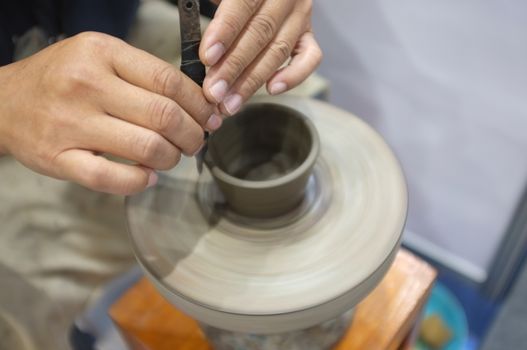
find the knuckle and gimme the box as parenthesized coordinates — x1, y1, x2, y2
(152, 64, 181, 97)
(228, 53, 246, 69)
(171, 149, 182, 168)
(36, 140, 55, 166)
(149, 99, 181, 134)
(249, 13, 277, 45)
(221, 15, 244, 37)
(223, 53, 248, 80)
(82, 165, 108, 191)
(317, 50, 323, 65)
(305, 0, 314, 14)
(75, 31, 116, 53)
(138, 132, 165, 163)
(116, 172, 148, 195)
(47, 33, 116, 96)
(56, 64, 97, 95)
(312, 43, 323, 65)
(161, 148, 182, 169)
(121, 181, 145, 196)
(243, 72, 266, 95)
(269, 39, 293, 63)
(194, 102, 214, 126)
(219, 0, 262, 36)
(295, 0, 313, 17)
(186, 129, 205, 155)
(240, 0, 261, 13)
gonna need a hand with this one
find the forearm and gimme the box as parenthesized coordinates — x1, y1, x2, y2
(0, 63, 16, 157)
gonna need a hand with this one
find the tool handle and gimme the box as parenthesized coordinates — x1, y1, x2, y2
(181, 38, 209, 170)
(179, 0, 209, 173)
(179, 0, 206, 86)
(181, 39, 206, 87)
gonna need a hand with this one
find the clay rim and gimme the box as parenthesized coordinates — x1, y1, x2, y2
(206, 104, 321, 190)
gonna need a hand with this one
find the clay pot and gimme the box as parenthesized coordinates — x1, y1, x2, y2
(205, 103, 320, 218)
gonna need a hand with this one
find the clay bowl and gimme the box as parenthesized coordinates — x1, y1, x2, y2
(205, 103, 320, 218)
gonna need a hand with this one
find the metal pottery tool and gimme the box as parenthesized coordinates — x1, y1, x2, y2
(178, 0, 208, 173)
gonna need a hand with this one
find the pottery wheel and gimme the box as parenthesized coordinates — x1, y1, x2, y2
(126, 95, 407, 334)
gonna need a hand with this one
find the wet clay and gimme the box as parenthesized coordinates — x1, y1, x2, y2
(236, 152, 296, 181)
(205, 103, 319, 218)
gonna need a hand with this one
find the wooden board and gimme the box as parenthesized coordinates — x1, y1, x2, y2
(110, 249, 436, 350)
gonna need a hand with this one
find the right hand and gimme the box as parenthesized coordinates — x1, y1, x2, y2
(0, 32, 221, 195)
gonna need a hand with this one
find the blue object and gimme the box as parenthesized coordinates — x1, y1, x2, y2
(416, 282, 469, 350)
(70, 267, 143, 350)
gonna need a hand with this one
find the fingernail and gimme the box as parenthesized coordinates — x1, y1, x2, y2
(206, 114, 223, 131)
(147, 171, 158, 188)
(270, 82, 288, 95)
(223, 94, 243, 115)
(205, 42, 225, 66)
(209, 80, 228, 103)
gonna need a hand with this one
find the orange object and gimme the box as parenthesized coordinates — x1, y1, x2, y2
(110, 249, 436, 350)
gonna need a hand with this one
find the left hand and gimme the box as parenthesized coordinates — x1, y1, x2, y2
(200, 0, 322, 115)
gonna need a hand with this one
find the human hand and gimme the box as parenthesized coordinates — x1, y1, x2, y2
(0, 32, 221, 195)
(200, 0, 322, 115)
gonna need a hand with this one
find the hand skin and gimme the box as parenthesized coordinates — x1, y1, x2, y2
(0, 32, 222, 195)
(201, 0, 323, 115)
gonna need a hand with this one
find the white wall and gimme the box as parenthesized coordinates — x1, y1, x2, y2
(312, 0, 527, 281)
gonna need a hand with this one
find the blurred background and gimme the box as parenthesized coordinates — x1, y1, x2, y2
(312, 1, 527, 349)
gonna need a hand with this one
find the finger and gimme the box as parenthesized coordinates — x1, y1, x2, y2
(202, 0, 295, 104)
(219, 13, 305, 115)
(266, 31, 322, 94)
(55, 149, 158, 195)
(80, 114, 181, 171)
(98, 77, 206, 156)
(200, 0, 265, 66)
(108, 41, 219, 129)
